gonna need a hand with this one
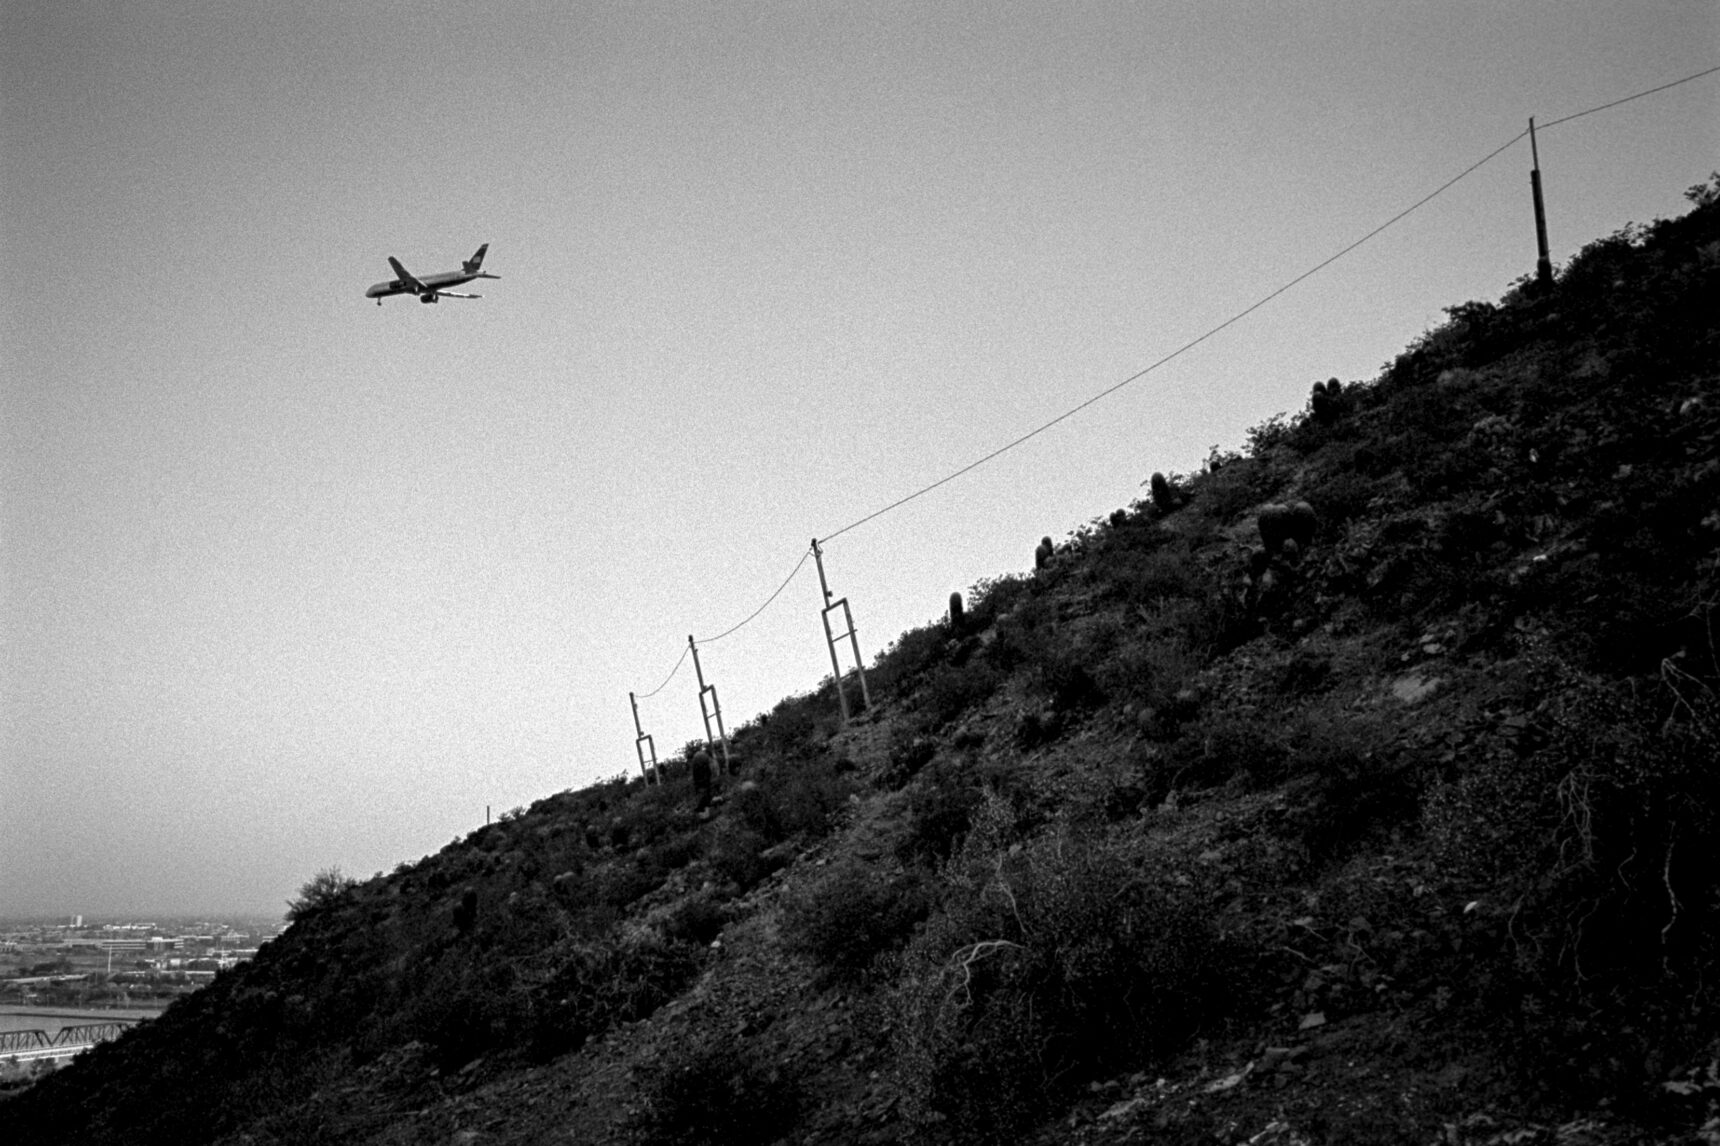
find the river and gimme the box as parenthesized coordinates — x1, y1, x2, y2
(0, 1006, 163, 1038)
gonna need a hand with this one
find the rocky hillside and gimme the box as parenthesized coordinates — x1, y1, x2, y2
(6, 177, 1720, 1146)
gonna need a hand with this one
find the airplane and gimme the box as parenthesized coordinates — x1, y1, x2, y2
(366, 244, 499, 305)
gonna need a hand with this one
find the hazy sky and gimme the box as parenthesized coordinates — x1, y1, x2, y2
(3, 2, 1715, 917)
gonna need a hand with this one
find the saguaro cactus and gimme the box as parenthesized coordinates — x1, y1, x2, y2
(949, 591, 966, 632)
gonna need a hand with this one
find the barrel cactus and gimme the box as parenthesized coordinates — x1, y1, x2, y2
(1309, 377, 1348, 423)
(1149, 472, 1179, 513)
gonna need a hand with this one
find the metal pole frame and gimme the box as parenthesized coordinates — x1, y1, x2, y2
(1529, 117, 1553, 291)
(811, 539, 871, 723)
(628, 692, 661, 785)
(688, 636, 732, 774)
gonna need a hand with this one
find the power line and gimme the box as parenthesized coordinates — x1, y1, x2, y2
(633, 62, 1719, 712)
(816, 62, 1719, 548)
(633, 546, 812, 699)
(698, 547, 813, 645)
(818, 131, 1527, 546)
(1540, 63, 1720, 131)
(635, 645, 689, 701)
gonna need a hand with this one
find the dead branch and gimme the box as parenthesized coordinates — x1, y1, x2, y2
(943, 939, 1025, 1009)
(1661, 825, 1682, 974)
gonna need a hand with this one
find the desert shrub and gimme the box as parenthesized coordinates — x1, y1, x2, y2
(917, 658, 1004, 729)
(646, 828, 700, 872)
(1034, 646, 1106, 714)
(1281, 717, 1422, 866)
(780, 859, 929, 982)
(1098, 626, 1205, 715)
(729, 755, 854, 844)
(609, 782, 691, 849)
(631, 1031, 804, 1146)
(983, 587, 1052, 667)
(1305, 465, 1385, 526)
(402, 950, 531, 1071)
(1386, 300, 1511, 386)
(893, 821, 1222, 1141)
(529, 930, 703, 1061)
(589, 859, 659, 909)
(870, 620, 955, 699)
(725, 778, 780, 839)
(882, 727, 938, 789)
(1111, 544, 1203, 605)
(285, 866, 357, 922)
(658, 893, 727, 947)
(1191, 449, 1275, 520)
(769, 755, 855, 839)
(706, 820, 778, 891)
(967, 572, 1032, 628)
(740, 688, 840, 761)
(1166, 706, 1287, 790)
(1558, 227, 1646, 298)
(894, 764, 987, 867)
(475, 882, 568, 954)
(1012, 706, 1065, 750)
(1407, 438, 1494, 500)
(1425, 652, 1720, 1094)
(1245, 411, 1295, 455)
(1274, 648, 1334, 697)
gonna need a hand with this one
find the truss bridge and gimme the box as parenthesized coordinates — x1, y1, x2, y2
(0, 1020, 136, 1063)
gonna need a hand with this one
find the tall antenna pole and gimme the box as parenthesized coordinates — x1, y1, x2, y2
(1529, 117, 1554, 291)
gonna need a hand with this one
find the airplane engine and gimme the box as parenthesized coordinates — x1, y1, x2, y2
(420, 293, 439, 304)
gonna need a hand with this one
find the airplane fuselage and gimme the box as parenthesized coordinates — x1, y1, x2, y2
(366, 270, 499, 303)
(366, 245, 498, 305)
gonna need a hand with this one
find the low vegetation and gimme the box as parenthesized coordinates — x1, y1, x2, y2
(7, 175, 1720, 1144)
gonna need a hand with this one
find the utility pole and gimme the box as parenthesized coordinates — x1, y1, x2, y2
(1530, 117, 1554, 291)
(628, 691, 661, 785)
(812, 539, 871, 723)
(688, 636, 731, 774)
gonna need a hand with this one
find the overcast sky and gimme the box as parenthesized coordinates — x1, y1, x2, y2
(3, 2, 1715, 918)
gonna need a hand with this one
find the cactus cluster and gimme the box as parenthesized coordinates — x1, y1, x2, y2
(1035, 536, 1054, 570)
(1309, 377, 1348, 423)
(1256, 501, 1317, 554)
(1238, 501, 1320, 622)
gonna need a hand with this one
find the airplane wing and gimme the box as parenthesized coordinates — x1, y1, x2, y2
(386, 257, 427, 294)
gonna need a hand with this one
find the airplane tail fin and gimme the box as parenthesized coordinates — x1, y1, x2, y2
(463, 244, 490, 275)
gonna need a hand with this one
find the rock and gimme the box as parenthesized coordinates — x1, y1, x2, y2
(1204, 1063, 1253, 1092)
(1258, 1045, 1308, 1073)
(1101, 1096, 1151, 1121)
